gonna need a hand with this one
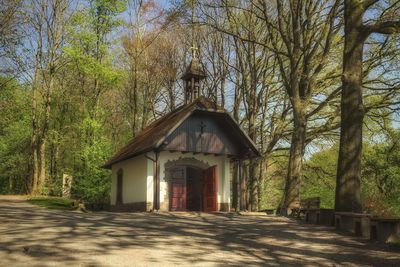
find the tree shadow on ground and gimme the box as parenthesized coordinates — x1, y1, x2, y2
(0, 197, 399, 266)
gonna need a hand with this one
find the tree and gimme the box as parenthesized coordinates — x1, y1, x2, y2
(255, 0, 342, 213)
(335, 0, 400, 212)
(121, 0, 175, 135)
(27, 0, 70, 194)
(203, 1, 288, 211)
(62, 0, 125, 201)
(0, 0, 22, 78)
(199, 0, 343, 211)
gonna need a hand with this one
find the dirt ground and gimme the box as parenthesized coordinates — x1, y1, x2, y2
(0, 195, 399, 267)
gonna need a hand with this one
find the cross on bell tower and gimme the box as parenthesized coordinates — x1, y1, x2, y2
(181, 0, 206, 104)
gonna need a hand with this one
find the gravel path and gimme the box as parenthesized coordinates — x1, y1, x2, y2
(0, 195, 399, 266)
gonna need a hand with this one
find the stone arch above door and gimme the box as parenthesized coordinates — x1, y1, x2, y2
(164, 157, 210, 171)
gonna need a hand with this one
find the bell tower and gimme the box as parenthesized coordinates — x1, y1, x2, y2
(181, 47, 206, 104)
(182, 0, 206, 104)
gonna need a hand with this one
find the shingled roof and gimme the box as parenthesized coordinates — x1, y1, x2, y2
(103, 97, 260, 168)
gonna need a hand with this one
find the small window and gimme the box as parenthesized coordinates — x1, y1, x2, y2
(116, 169, 123, 205)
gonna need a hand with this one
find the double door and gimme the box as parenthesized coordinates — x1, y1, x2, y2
(169, 166, 217, 212)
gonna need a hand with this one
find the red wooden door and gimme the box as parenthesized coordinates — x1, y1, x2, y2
(169, 167, 186, 211)
(202, 166, 217, 212)
(170, 182, 186, 211)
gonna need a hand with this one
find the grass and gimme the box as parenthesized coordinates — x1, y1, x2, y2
(28, 196, 77, 210)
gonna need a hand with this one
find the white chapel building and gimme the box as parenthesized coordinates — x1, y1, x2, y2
(103, 54, 260, 212)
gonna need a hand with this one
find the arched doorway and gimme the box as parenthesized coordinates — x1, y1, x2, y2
(185, 166, 202, 211)
(165, 158, 217, 212)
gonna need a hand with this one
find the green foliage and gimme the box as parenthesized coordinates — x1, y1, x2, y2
(362, 131, 400, 217)
(260, 154, 287, 210)
(0, 78, 31, 194)
(28, 196, 77, 210)
(64, 0, 125, 87)
(72, 117, 112, 204)
(301, 133, 400, 216)
(261, 177, 284, 210)
(302, 145, 338, 209)
(56, 0, 125, 204)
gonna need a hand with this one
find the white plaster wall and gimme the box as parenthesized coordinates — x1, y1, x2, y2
(146, 158, 154, 204)
(111, 152, 232, 210)
(158, 151, 231, 210)
(111, 155, 148, 205)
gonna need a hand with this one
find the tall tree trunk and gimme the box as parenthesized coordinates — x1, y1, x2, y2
(335, 1, 365, 212)
(30, 68, 41, 194)
(31, 145, 39, 193)
(247, 38, 258, 211)
(49, 141, 59, 195)
(132, 64, 138, 136)
(244, 163, 250, 211)
(233, 85, 240, 122)
(232, 161, 239, 211)
(239, 160, 246, 211)
(334, 0, 400, 212)
(282, 109, 306, 213)
(248, 159, 258, 211)
(220, 76, 225, 108)
(248, 107, 258, 211)
(36, 71, 54, 193)
(37, 141, 46, 192)
(167, 81, 176, 111)
(257, 157, 265, 209)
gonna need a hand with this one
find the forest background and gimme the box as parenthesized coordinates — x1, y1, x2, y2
(0, 0, 399, 215)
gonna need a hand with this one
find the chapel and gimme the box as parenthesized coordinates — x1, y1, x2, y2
(103, 48, 260, 212)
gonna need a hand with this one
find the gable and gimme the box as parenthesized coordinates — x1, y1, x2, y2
(103, 97, 260, 169)
(162, 111, 248, 156)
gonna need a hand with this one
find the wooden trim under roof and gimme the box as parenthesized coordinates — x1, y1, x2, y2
(103, 97, 260, 169)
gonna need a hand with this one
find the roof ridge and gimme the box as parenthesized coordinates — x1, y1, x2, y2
(102, 96, 246, 169)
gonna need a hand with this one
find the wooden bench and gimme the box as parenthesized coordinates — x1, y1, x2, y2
(370, 217, 400, 243)
(304, 208, 320, 223)
(335, 212, 371, 237)
(305, 208, 335, 226)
